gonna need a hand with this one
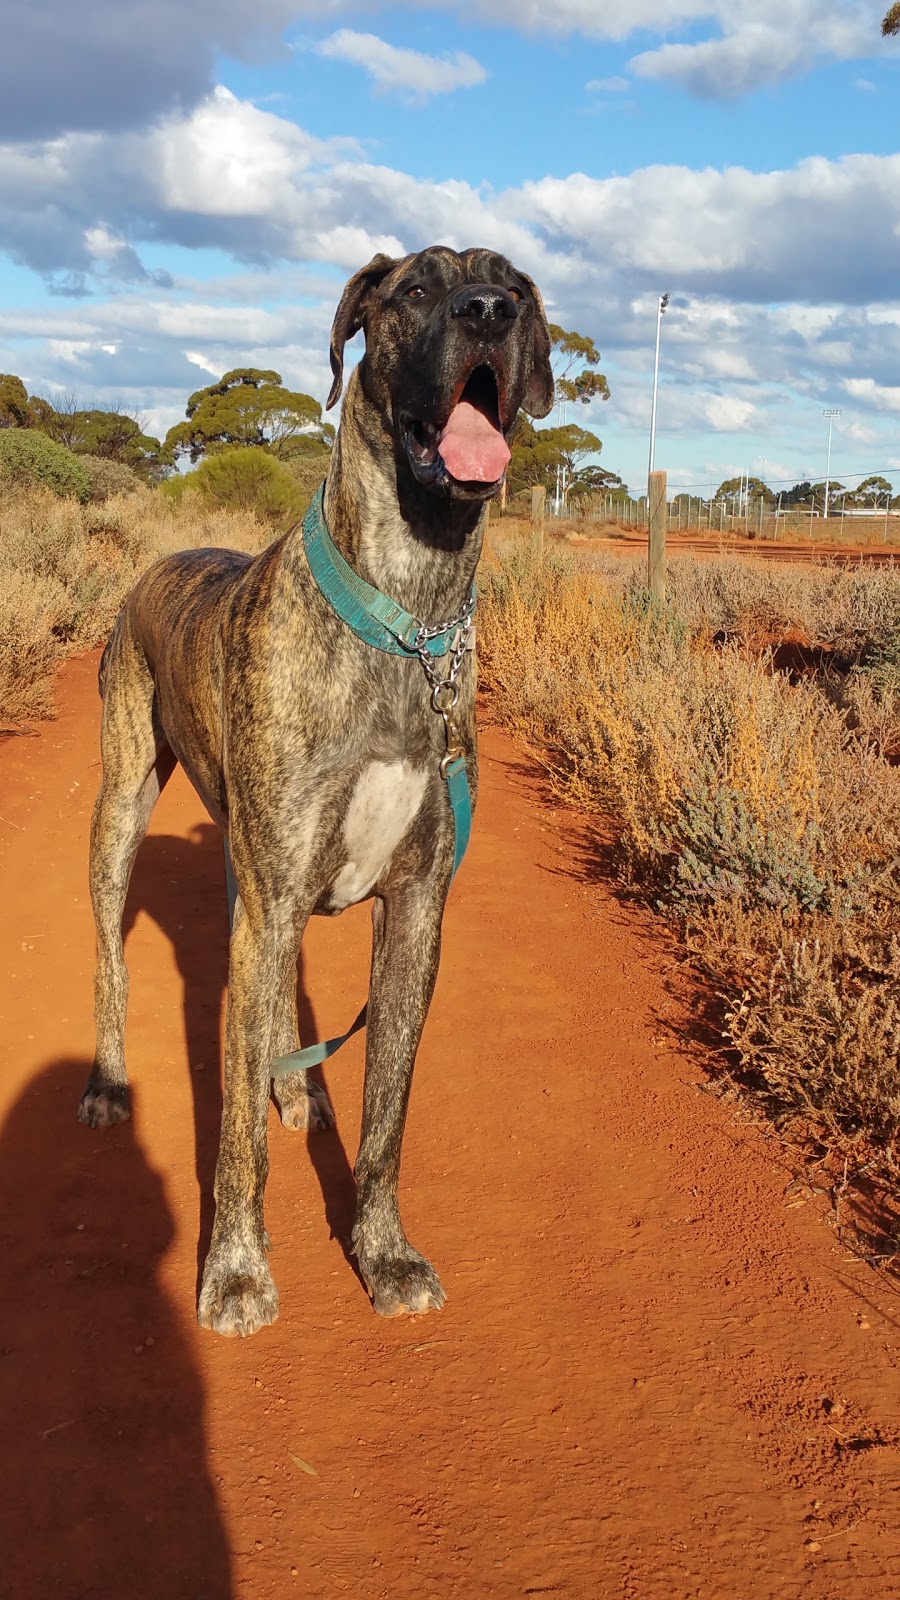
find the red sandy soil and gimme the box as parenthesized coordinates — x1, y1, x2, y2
(1, 652, 899, 1600)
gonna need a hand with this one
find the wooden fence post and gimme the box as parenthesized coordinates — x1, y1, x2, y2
(531, 485, 546, 559)
(648, 470, 667, 604)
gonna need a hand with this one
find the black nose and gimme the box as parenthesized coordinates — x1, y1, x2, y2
(450, 283, 518, 337)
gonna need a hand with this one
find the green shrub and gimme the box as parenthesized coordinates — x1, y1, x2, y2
(157, 472, 191, 507)
(0, 429, 90, 501)
(162, 446, 303, 526)
(80, 455, 143, 502)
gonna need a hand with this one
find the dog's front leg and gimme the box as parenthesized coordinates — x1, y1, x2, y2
(353, 878, 448, 1317)
(198, 904, 293, 1337)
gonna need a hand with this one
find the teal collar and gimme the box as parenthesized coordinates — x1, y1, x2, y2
(302, 483, 475, 658)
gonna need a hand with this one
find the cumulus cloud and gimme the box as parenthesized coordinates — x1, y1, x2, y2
(510, 155, 900, 303)
(704, 395, 758, 430)
(316, 30, 487, 100)
(628, 0, 877, 98)
(6, 282, 900, 490)
(5, 88, 900, 309)
(444, 0, 887, 95)
(844, 377, 900, 411)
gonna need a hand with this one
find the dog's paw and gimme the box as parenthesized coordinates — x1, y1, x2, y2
(198, 1255, 279, 1338)
(360, 1251, 446, 1318)
(77, 1080, 131, 1128)
(274, 1075, 336, 1133)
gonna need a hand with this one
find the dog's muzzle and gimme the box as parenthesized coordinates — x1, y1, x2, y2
(401, 364, 511, 490)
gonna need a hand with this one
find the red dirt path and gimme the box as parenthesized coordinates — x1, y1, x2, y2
(1, 652, 899, 1600)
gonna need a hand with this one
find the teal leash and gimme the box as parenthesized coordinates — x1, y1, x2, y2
(224, 484, 475, 1080)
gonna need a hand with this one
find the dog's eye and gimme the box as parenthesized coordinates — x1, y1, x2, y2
(508, 287, 524, 302)
(406, 286, 427, 300)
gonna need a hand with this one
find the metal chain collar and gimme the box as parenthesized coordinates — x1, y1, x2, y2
(413, 590, 476, 779)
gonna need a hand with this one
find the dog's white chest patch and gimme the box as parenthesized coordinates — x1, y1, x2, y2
(329, 760, 428, 911)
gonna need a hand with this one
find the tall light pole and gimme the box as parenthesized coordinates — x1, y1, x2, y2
(648, 292, 669, 488)
(823, 408, 840, 520)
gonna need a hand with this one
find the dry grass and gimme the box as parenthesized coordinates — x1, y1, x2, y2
(0, 486, 272, 727)
(479, 534, 900, 1197)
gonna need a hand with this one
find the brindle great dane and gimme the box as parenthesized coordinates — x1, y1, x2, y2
(79, 246, 554, 1336)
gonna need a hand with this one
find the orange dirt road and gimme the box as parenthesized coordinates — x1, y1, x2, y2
(1, 652, 898, 1600)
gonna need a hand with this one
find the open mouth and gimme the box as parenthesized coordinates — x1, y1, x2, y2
(402, 365, 511, 490)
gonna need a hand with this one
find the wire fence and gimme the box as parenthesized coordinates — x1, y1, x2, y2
(507, 462, 900, 531)
(573, 494, 900, 544)
(498, 489, 900, 547)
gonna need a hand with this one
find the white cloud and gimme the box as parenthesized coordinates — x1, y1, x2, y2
(6, 87, 900, 316)
(844, 377, 900, 411)
(316, 30, 487, 100)
(510, 155, 900, 303)
(586, 76, 630, 92)
(185, 349, 229, 375)
(704, 395, 757, 431)
(627, 0, 879, 98)
(439, 0, 890, 96)
(854, 75, 877, 90)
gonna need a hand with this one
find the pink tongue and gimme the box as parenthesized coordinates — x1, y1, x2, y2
(438, 400, 510, 483)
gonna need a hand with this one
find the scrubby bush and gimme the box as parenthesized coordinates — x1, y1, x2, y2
(0, 429, 90, 501)
(0, 486, 271, 726)
(0, 567, 68, 725)
(81, 455, 143, 502)
(160, 446, 303, 526)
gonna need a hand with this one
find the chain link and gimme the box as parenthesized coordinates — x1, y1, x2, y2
(413, 591, 475, 772)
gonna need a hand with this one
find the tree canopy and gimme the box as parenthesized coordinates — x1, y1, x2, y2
(507, 417, 609, 498)
(713, 476, 773, 503)
(42, 400, 162, 475)
(503, 321, 610, 503)
(0, 374, 34, 430)
(848, 475, 893, 507)
(548, 324, 610, 410)
(883, 4, 900, 34)
(0, 374, 164, 478)
(165, 368, 333, 464)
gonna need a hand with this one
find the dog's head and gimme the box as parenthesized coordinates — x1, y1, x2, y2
(327, 245, 555, 502)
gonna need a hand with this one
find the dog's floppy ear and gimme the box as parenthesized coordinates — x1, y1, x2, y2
(327, 253, 399, 410)
(516, 270, 555, 419)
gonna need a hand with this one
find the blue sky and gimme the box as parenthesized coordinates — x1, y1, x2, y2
(1, 1, 898, 496)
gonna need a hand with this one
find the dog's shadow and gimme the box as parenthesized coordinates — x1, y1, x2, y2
(125, 824, 361, 1288)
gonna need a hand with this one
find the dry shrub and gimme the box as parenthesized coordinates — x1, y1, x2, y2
(80, 456, 144, 502)
(556, 544, 900, 662)
(692, 904, 900, 1155)
(0, 486, 271, 726)
(480, 538, 900, 1167)
(0, 568, 68, 725)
